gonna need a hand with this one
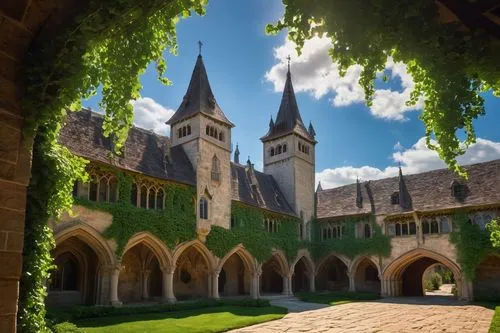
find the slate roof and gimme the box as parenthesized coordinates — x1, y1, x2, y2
(167, 55, 234, 127)
(231, 162, 296, 216)
(261, 68, 315, 143)
(316, 159, 500, 219)
(59, 109, 196, 185)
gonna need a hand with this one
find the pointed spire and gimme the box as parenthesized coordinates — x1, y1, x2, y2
(398, 164, 412, 210)
(269, 115, 274, 129)
(316, 181, 323, 192)
(261, 58, 314, 142)
(234, 143, 240, 164)
(356, 177, 363, 208)
(167, 52, 234, 127)
(308, 121, 316, 137)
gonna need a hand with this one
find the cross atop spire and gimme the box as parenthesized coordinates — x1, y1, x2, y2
(198, 40, 203, 55)
(286, 55, 291, 72)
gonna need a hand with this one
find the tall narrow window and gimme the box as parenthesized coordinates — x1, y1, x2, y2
(440, 217, 450, 233)
(431, 219, 439, 234)
(395, 223, 401, 236)
(270, 148, 275, 157)
(206, 126, 210, 135)
(409, 222, 417, 235)
(423, 220, 430, 234)
(211, 155, 220, 181)
(364, 223, 371, 239)
(402, 222, 408, 235)
(109, 178, 118, 203)
(219, 132, 224, 142)
(156, 189, 164, 210)
(178, 128, 182, 138)
(140, 185, 148, 209)
(89, 180, 98, 202)
(148, 189, 155, 209)
(98, 177, 108, 202)
(277, 145, 282, 154)
(282, 144, 287, 153)
(130, 183, 138, 206)
(199, 197, 208, 219)
(187, 125, 191, 135)
(182, 126, 187, 137)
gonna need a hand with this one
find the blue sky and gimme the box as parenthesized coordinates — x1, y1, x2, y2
(84, 0, 500, 189)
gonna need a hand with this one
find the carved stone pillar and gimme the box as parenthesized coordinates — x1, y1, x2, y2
(309, 272, 316, 292)
(251, 271, 261, 299)
(110, 266, 122, 306)
(212, 270, 220, 299)
(348, 273, 355, 292)
(142, 270, 151, 300)
(162, 266, 176, 303)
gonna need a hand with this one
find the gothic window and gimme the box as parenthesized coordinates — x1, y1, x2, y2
(140, 185, 148, 209)
(178, 128, 182, 138)
(148, 188, 156, 209)
(409, 221, 417, 235)
(327, 227, 332, 239)
(391, 192, 399, 205)
(209, 127, 214, 137)
(72, 182, 78, 198)
(422, 219, 430, 234)
(270, 147, 275, 157)
(277, 145, 282, 154)
(440, 217, 450, 233)
(89, 178, 98, 201)
(156, 189, 164, 210)
(332, 226, 338, 239)
(130, 183, 138, 206)
(187, 125, 191, 135)
(219, 131, 224, 142)
(395, 223, 401, 236)
(402, 222, 408, 235)
(431, 219, 439, 234)
(109, 177, 118, 203)
(211, 155, 220, 181)
(98, 177, 108, 202)
(199, 197, 208, 219)
(298, 142, 302, 151)
(283, 144, 287, 153)
(206, 125, 210, 135)
(364, 223, 371, 239)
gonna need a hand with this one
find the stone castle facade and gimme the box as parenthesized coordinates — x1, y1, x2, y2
(48, 54, 500, 307)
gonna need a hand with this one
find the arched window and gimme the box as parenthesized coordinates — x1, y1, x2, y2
(178, 128, 183, 138)
(298, 142, 302, 151)
(402, 222, 408, 235)
(270, 147, 275, 157)
(187, 125, 191, 135)
(206, 125, 210, 135)
(431, 219, 439, 234)
(409, 221, 417, 235)
(395, 223, 401, 236)
(182, 126, 187, 137)
(199, 197, 208, 219)
(156, 189, 164, 210)
(130, 183, 138, 206)
(219, 131, 224, 142)
(140, 185, 148, 209)
(209, 127, 214, 137)
(422, 219, 430, 234)
(109, 177, 118, 203)
(214, 128, 218, 138)
(282, 144, 287, 153)
(364, 223, 371, 238)
(98, 177, 108, 202)
(277, 145, 282, 154)
(211, 155, 220, 181)
(89, 177, 98, 201)
(148, 188, 156, 209)
(332, 226, 338, 239)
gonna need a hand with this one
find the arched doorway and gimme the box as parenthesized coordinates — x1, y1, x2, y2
(473, 255, 500, 301)
(353, 258, 381, 294)
(383, 249, 462, 298)
(47, 236, 99, 306)
(118, 243, 163, 303)
(315, 255, 349, 291)
(260, 254, 287, 294)
(218, 252, 251, 297)
(174, 246, 210, 299)
(292, 257, 312, 293)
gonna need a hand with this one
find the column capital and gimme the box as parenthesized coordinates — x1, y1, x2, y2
(161, 265, 176, 274)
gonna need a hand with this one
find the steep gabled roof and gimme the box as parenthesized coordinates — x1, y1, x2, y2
(167, 55, 233, 127)
(316, 159, 500, 219)
(59, 109, 196, 185)
(261, 68, 315, 142)
(231, 162, 296, 216)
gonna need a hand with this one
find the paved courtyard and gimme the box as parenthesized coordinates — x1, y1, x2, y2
(231, 297, 494, 333)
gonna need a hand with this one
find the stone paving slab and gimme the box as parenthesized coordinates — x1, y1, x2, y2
(231, 297, 494, 333)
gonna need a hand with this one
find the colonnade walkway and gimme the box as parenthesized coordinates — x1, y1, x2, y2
(231, 297, 494, 333)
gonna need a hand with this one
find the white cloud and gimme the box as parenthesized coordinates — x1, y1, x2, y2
(393, 141, 403, 151)
(130, 97, 175, 135)
(265, 36, 423, 121)
(316, 137, 500, 189)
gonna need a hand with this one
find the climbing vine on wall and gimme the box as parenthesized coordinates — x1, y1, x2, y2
(75, 172, 197, 255)
(450, 212, 494, 280)
(205, 202, 304, 262)
(310, 216, 391, 260)
(19, 1, 206, 331)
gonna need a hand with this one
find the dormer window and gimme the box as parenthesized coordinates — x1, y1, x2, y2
(451, 181, 467, 201)
(391, 192, 399, 205)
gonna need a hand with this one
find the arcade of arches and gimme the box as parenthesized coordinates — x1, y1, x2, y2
(47, 227, 482, 306)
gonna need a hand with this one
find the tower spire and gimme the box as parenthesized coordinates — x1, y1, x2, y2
(198, 40, 203, 56)
(234, 143, 240, 164)
(286, 55, 291, 73)
(398, 164, 412, 210)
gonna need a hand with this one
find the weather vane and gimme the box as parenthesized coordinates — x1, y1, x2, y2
(198, 40, 203, 55)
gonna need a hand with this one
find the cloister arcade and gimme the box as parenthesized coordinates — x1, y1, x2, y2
(48, 224, 480, 306)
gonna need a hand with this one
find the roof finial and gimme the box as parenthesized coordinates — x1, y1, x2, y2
(198, 40, 203, 56)
(286, 55, 291, 73)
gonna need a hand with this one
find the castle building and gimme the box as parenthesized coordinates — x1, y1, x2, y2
(48, 54, 500, 306)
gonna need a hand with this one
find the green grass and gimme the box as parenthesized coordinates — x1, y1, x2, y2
(295, 291, 380, 306)
(488, 306, 500, 333)
(73, 306, 287, 333)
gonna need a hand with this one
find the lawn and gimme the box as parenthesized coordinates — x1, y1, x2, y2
(295, 291, 380, 306)
(72, 306, 287, 333)
(489, 305, 500, 333)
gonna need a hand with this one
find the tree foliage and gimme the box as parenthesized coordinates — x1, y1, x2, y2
(268, 0, 500, 176)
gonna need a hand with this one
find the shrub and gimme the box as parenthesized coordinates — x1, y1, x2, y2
(52, 322, 84, 333)
(424, 273, 442, 290)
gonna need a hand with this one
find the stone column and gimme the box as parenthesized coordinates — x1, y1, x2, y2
(309, 272, 316, 292)
(162, 266, 176, 303)
(282, 276, 289, 295)
(251, 271, 261, 299)
(212, 270, 220, 299)
(348, 273, 355, 292)
(110, 267, 122, 306)
(142, 270, 151, 300)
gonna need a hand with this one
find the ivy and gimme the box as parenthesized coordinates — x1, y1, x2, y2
(450, 212, 493, 280)
(310, 216, 391, 260)
(76, 172, 197, 255)
(19, 1, 206, 331)
(487, 219, 500, 248)
(267, 0, 500, 176)
(205, 202, 303, 262)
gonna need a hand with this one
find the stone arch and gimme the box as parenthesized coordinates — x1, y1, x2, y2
(350, 256, 381, 294)
(289, 249, 315, 274)
(315, 253, 351, 275)
(382, 248, 463, 298)
(216, 245, 257, 273)
(259, 250, 289, 294)
(122, 232, 172, 269)
(315, 253, 350, 292)
(54, 223, 116, 267)
(290, 249, 315, 293)
(172, 240, 216, 270)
